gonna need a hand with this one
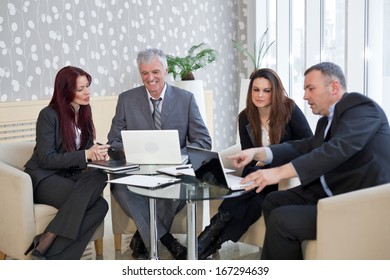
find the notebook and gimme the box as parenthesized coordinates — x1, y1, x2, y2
(88, 159, 139, 172)
(186, 146, 253, 191)
(121, 130, 188, 165)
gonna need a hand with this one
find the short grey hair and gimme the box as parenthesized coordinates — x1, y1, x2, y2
(304, 62, 346, 90)
(136, 48, 168, 69)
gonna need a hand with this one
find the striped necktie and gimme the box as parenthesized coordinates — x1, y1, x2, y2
(150, 97, 162, 130)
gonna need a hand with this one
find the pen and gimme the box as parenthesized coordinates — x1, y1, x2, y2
(176, 166, 191, 170)
(97, 142, 116, 151)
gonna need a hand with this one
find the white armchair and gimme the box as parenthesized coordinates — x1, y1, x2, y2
(218, 142, 390, 258)
(0, 142, 104, 260)
(302, 182, 390, 259)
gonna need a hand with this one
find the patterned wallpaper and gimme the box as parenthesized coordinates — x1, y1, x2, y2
(0, 0, 248, 150)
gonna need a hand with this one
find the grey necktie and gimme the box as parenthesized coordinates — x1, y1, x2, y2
(150, 98, 162, 130)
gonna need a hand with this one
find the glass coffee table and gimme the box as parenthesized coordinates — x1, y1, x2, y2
(125, 173, 245, 260)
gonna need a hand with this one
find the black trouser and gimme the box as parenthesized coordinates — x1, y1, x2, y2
(218, 184, 278, 242)
(34, 169, 108, 260)
(261, 181, 327, 260)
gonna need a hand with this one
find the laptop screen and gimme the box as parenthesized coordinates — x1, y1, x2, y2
(187, 146, 229, 187)
(121, 130, 183, 164)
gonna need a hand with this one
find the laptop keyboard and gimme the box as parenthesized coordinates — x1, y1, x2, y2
(226, 174, 252, 190)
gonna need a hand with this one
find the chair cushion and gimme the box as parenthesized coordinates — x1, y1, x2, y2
(302, 240, 317, 259)
(34, 204, 58, 234)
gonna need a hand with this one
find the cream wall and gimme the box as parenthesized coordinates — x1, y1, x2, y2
(0, 91, 214, 145)
(0, 0, 248, 150)
(0, 96, 118, 143)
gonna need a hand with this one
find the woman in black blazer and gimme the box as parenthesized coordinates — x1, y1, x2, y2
(198, 68, 313, 260)
(24, 66, 110, 260)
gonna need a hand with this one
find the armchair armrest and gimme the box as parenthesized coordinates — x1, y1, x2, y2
(0, 161, 36, 256)
(314, 183, 390, 259)
(219, 143, 243, 176)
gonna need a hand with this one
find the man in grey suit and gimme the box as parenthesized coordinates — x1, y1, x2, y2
(229, 62, 390, 259)
(107, 48, 212, 259)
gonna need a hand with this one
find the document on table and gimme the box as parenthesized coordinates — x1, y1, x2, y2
(156, 164, 195, 176)
(157, 164, 235, 177)
(108, 174, 181, 189)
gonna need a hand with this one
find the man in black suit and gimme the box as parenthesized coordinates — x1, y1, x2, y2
(229, 62, 390, 259)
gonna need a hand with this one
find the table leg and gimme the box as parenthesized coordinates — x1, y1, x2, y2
(149, 197, 159, 260)
(186, 200, 197, 260)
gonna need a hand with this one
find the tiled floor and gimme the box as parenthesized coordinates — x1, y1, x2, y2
(84, 189, 261, 260)
(91, 233, 261, 260)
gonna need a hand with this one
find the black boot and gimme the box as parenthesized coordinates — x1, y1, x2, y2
(198, 234, 229, 260)
(198, 209, 232, 257)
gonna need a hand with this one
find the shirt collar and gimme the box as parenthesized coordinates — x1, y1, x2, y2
(327, 102, 337, 122)
(147, 83, 167, 101)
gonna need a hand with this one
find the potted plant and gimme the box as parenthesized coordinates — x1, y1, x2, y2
(166, 43, 217, 80)
(166, 43, 217, 126)
(232, 28, 275, 75)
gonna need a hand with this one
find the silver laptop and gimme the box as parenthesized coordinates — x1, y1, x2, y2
(186, 146, 253, 191)
(121, 130, 188, 164)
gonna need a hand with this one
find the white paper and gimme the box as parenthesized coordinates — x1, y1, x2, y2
(108, 174, 181, 188)
(156, 164, 195, 176)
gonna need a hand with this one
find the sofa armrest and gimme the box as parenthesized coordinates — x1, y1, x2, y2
(219, 144, 243, 176)
(0, 162, 36, 256)
(315, 183, 390, 259)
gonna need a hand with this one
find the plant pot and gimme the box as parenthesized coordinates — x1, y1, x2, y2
(173, 80, 207, 123)
(239, 79, 250, 114)
(236, 78, 250, 143)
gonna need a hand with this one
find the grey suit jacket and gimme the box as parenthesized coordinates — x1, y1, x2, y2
(107, 83, 212, 157)
(24, 106, 92, 188)
(270, 92, 390, 195)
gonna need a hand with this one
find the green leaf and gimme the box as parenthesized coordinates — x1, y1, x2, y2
(232, 28, 275, 73)
(166, 43, 217, 80)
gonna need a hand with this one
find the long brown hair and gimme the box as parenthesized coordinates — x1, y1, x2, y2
(49, 66, 95, 151)
(241, 68, 294, 146)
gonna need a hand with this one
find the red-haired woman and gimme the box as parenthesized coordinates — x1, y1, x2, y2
(24, 66, 110, 259)
(198, 68, 313, 259)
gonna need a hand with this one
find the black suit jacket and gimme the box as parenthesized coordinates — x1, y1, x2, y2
(24, 106, 92, 189)
(270, 92, 390, 195)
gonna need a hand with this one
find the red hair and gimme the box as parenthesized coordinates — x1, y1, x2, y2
(49, 66, 95, 151)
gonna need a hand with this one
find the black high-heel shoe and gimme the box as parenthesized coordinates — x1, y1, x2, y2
(31, 249, 46, 260)
(24, 234, 46, 260)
